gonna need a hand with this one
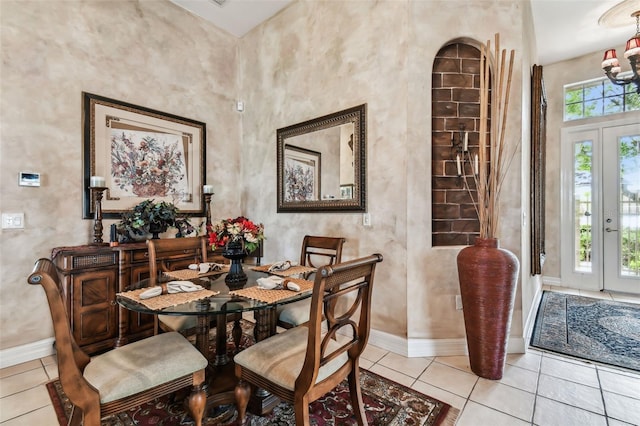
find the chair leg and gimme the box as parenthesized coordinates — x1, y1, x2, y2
(68, 405, 82, 426)
(348, 367, 367, 426)
(187, 382, 207, 426)
(294, 395, 311, 426)
(81, 405, 102, 426)
(234, 379, 251, 425)
(232, 319, 242, 354)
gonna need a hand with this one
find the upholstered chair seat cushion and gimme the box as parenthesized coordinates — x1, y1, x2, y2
(233, 326, 347, 391)
(276, 300, 311, 328)
(83, 332, 208, 404)
(158, 314, 197, 332)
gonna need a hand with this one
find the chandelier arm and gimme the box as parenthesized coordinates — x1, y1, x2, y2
(603, 64, 640, 93)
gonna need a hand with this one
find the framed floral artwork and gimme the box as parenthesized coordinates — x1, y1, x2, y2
(82, 92, 206, 219)
(283, 144, 321, 202)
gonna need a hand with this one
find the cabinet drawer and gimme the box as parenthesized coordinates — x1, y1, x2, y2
(131, 250, 150, 262)
(73, 252, 117, 269)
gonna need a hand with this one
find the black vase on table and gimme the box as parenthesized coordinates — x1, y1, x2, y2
(223, 241, 248, 288)
(148, 223, 167, 240)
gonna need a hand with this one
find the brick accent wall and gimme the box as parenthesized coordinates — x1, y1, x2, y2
(432, 43, 488, 246)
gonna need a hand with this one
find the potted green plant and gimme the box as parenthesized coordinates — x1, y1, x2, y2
(117, 199, 195, 241)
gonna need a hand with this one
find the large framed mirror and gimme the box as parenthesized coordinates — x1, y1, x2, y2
(277, 104, 366, 212)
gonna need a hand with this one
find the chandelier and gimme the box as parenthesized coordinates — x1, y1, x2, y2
(601, 10, 640, 94)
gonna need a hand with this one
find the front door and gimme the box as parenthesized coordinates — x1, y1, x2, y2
(602, 123, 640, 293)
(561, 119, 640, 294)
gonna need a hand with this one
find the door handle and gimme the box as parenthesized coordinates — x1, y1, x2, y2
(605, 227, 618, 232)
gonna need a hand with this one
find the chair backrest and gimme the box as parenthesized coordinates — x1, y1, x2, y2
(297, 253, 383, 390)
(299, 235, 346, 268)
(27, 259, 98, 408)
(147, 237, 208, 286)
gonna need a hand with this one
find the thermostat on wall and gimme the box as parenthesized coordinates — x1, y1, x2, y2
(19, 172, 41, 187)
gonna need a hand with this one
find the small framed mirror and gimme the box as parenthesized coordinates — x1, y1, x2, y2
(277, 104, 366, 212)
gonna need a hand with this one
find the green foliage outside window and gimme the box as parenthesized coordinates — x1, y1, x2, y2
(565, 75, 640, 121)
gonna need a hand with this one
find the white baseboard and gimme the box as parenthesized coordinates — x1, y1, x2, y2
(0, 338, 55, 369)
(523, 287, 544, 345)
(369, 328, 526, 358)
(542, 276, 562, 286)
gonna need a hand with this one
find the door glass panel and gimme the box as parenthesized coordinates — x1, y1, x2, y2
(619, 135, 640, 277)
(574, 141, 593, 273)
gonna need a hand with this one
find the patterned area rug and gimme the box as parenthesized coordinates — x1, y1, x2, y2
(46, 320, 459, 425)
(47, 370, 458, 426)
(531, 291, 640, 371)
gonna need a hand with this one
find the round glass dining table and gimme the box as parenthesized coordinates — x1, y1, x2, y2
(116, 267, 314, 415)
(117, 268, 312, 362)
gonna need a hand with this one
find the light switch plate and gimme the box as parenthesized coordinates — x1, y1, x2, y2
(362, 213, 371, 227)
(2, 213, 24, 229)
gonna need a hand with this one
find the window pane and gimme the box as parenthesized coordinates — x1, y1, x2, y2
(584, 82, 603, 101)
(625, 92, 640, 111)
(604, 96, 623, 114)
(604, 80, 624, 97)
(574, 141, 592, 273)
(565, 86, 583, 103)
(619, 136, 640, 277)
(565, 102, 584, 121)
(584, 99, 602, 117)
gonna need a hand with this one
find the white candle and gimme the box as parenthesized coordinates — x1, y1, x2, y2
(474, 154, 479, 175)
(456, 154, 462, 176)
(203, 185, 215, 194)
(90, 176, 105, 187)
(463, 132, 468, 152)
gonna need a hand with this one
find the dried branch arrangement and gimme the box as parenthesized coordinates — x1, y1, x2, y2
(463, 33, 516, 239)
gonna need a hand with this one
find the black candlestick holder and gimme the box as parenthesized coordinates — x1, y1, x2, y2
(89, 186, 107, 244)
(204, 192, 214, 227)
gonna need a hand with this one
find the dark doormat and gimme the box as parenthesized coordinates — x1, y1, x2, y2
(530, 291, 640, 371)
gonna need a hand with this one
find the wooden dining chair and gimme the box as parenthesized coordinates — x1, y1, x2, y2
(27, 258, 208, 426)
(234, 254, 383, 426)
(277, 235, 346, 329)
(147, 236, 212, 335)
(147, 236, 243, 350)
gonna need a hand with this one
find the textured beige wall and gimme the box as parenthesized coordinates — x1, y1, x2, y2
(0, 0, 240, 350)
(239, 0, 532, 340)
(1, 0, 537, 353)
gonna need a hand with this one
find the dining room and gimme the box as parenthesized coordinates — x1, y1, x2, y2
(2, 0, 640, 424)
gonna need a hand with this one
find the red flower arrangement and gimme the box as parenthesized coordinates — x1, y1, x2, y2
(207, 216, 265, 253)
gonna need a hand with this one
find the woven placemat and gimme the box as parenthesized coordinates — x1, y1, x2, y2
(117, 287, 219, 310)
(250, 264, 316, 277)
(163, 266, 230, 280)
(229, 278, 314, 303)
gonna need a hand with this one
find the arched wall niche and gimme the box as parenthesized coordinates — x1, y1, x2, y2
(431, 38, 491, 246)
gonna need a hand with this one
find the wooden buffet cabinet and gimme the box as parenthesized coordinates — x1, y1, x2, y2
(52, 242, 192, 355)
(51, 240, 263, 355)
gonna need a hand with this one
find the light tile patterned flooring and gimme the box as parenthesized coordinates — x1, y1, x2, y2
(1, 286, 639, 425)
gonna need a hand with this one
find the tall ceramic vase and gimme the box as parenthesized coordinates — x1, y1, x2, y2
(457, 237, 519, 380)
(223, 241, 247, 289)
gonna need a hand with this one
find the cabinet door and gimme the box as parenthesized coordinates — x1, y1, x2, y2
(70, 268, 118, 350)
